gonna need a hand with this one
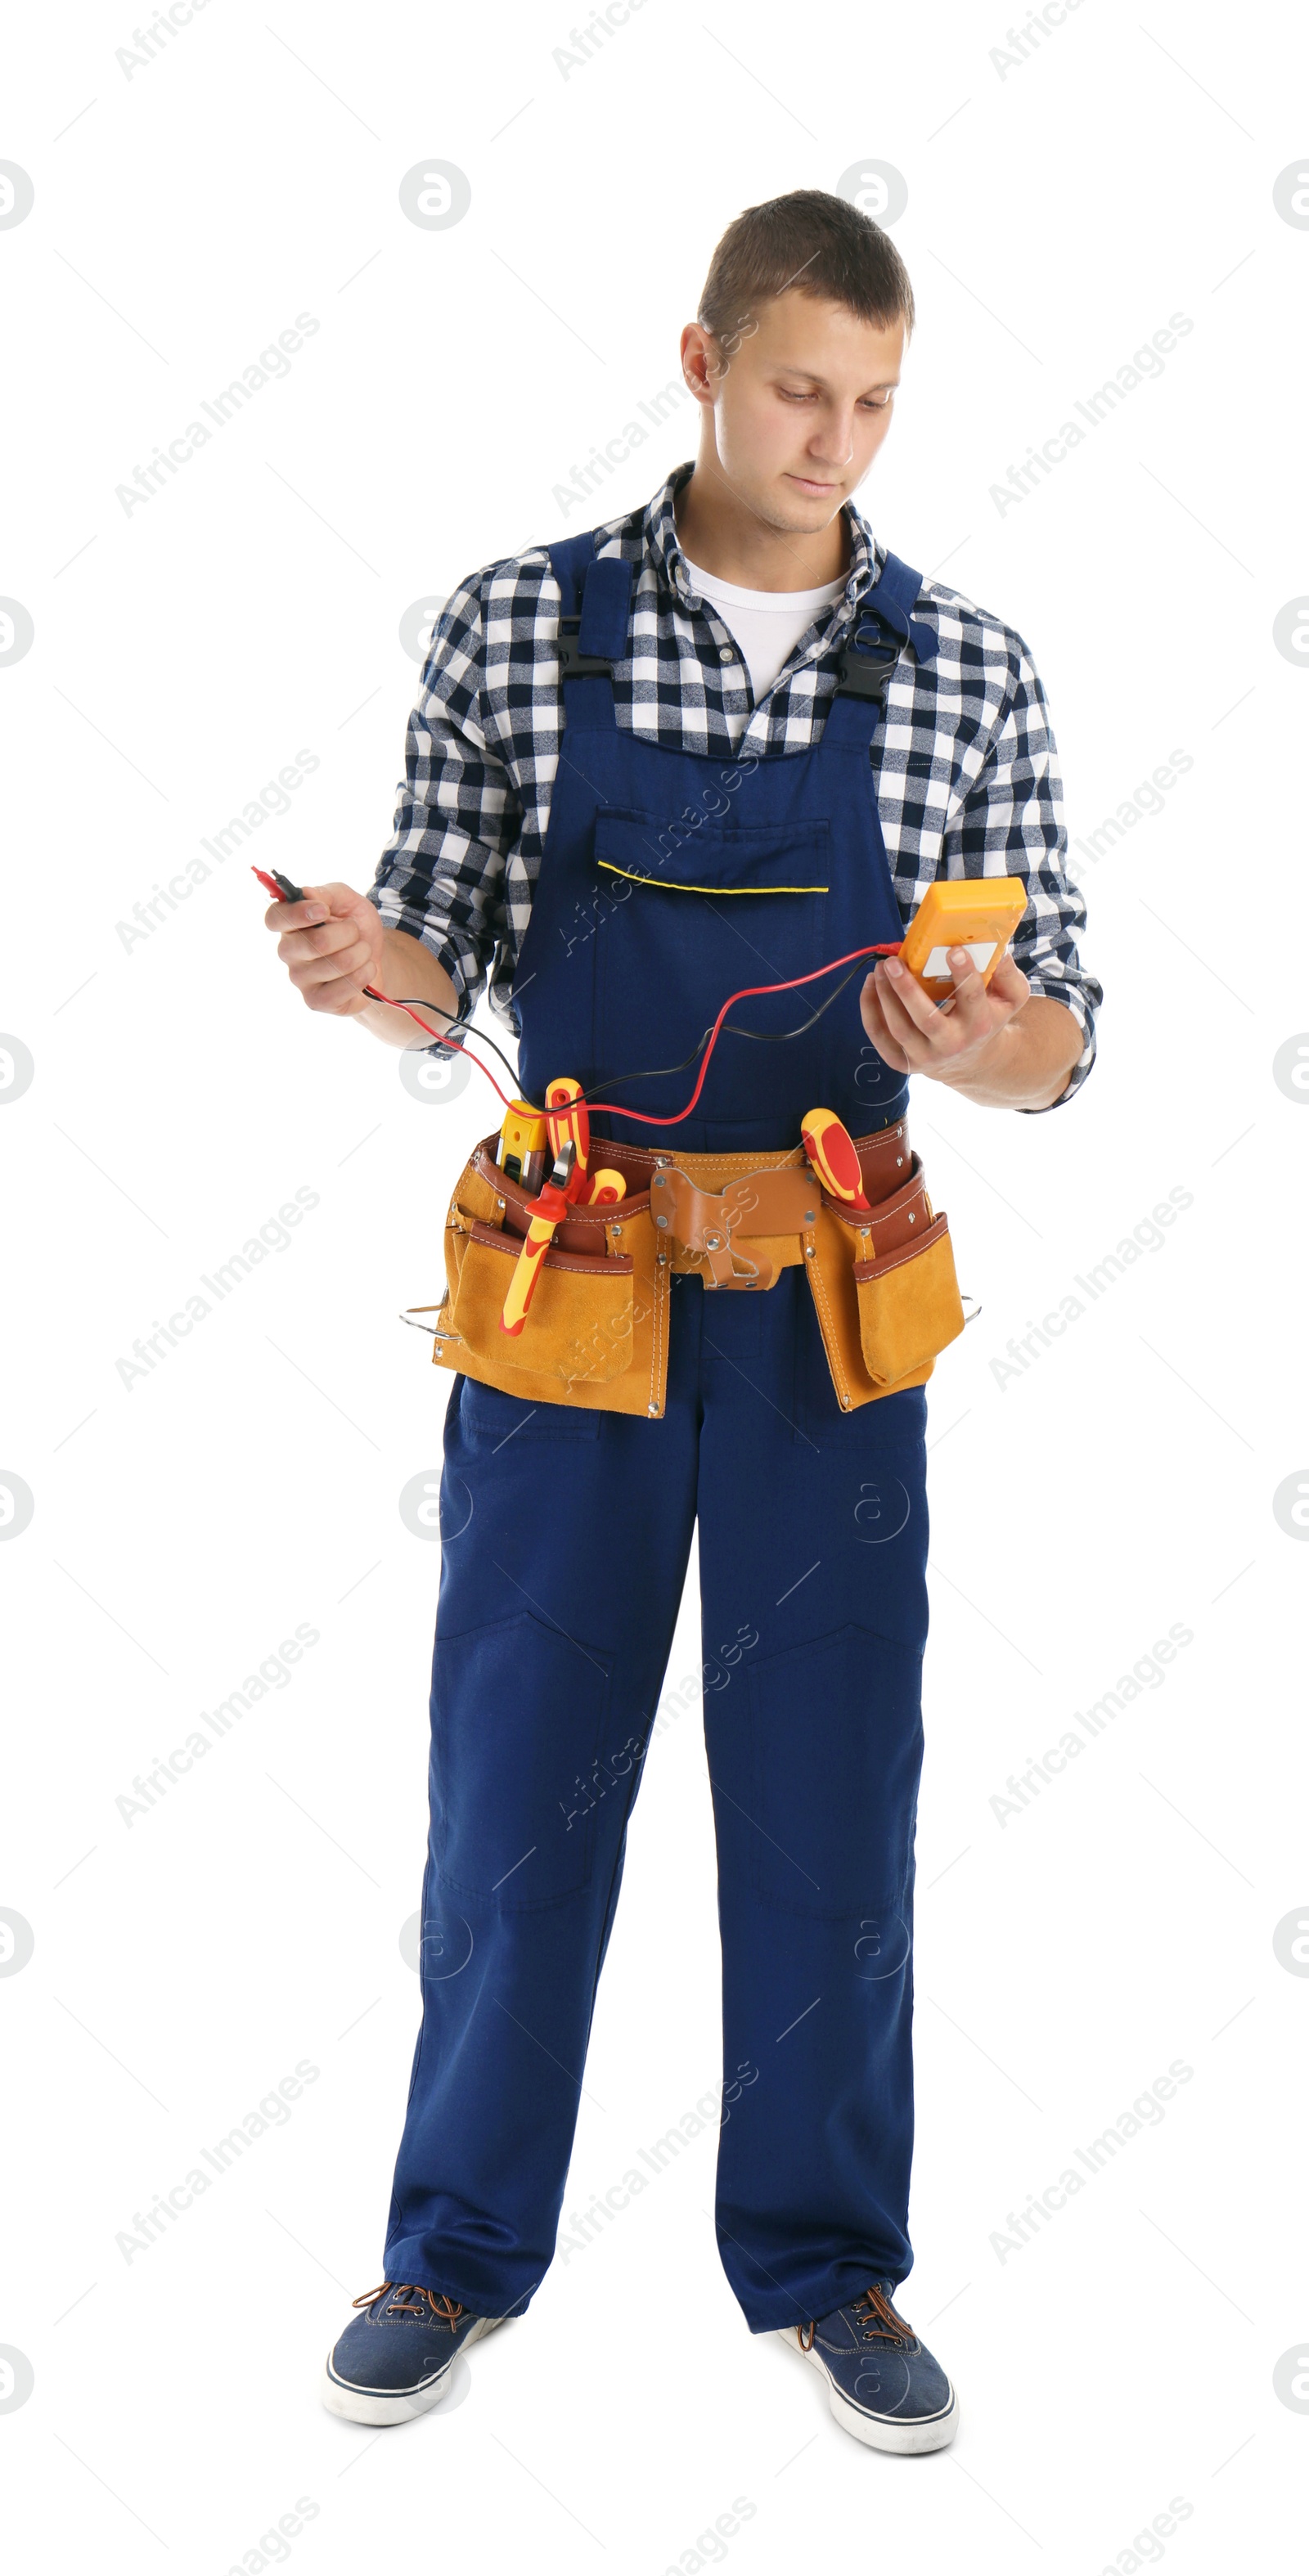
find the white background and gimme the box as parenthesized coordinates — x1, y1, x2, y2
(2, 0, 1307, 2568)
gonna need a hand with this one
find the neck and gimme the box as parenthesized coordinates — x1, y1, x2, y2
(673, 450, 851, 592)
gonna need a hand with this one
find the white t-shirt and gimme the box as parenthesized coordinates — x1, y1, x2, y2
(680, 551, 847, 704)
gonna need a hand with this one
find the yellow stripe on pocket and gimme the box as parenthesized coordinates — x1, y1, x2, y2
(596, 860, 829, 894)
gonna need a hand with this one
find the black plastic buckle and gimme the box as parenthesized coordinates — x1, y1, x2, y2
(556, 618, 614, 682)
(833, 634, 900, 700)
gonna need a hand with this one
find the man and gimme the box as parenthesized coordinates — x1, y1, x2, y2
(267, 188, 1100, 2453)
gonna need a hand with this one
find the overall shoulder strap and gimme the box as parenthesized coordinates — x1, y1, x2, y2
(577, 552, 635, 659)
(859, 552, 938, 663)
(825, 551, 938, 745)
(543, 534, 636, 724)
(546, 529, 600, 617)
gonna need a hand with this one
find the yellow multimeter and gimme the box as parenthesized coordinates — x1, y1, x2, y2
(897, 879, 1028, 1003)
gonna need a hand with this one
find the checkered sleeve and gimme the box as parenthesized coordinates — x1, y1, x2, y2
(366, 572, 524, 1025)
(942, 635, 1103, 1112)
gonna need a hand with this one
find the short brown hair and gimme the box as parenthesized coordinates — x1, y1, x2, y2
(698, 187, 915, 344)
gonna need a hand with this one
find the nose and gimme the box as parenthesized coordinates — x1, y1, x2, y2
(805, 407, 857, 470)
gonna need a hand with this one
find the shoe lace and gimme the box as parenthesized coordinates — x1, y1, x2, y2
(353, 2279, 466, 2329)
(798, 2282, 914, 2352)
(852, 2283, 914, 2344)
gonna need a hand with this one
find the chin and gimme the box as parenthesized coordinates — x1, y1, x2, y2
(774, 484, 844, 529)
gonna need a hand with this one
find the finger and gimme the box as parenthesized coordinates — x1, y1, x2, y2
(287, 937, 376, 991)
(985, 946, 1031, 1006)
(303, 980, 371, 1018)
(857, 972, 911, 1069)
(874, 959, 948, 1051)
(304, 880, 359, 915)
(279, 915, 364, 968)
(264, 895, 327, 933)
(940, 946, 994, 1036)
(859, 1014, 911, 1071)
(870, 977, 936, 1062)
(876, 955, 951, 1039)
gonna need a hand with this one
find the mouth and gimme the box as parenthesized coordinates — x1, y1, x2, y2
(785, 472, 842, 497)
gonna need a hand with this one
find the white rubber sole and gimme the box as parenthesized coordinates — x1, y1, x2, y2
(322, 2310, 510, 2426)
(774, 2326, 960, 2454)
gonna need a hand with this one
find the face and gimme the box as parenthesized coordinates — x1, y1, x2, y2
(681, 292, 905, 534)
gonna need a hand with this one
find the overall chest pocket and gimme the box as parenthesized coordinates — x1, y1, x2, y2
(592, 806, 830, 1121)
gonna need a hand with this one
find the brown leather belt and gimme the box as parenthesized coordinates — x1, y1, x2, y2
(470, 1117, 914, 1292)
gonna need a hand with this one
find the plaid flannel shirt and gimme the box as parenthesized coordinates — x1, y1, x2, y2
(367, 465, 1101, 1109)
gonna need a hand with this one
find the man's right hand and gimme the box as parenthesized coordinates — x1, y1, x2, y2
(263, 880, 385, 1018)
(263, 883, 464, 1050)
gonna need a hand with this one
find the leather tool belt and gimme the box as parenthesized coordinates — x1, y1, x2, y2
(413, 1119, 966, 1420)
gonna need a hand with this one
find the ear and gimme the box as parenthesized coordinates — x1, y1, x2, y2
(679, 321, 721, 404)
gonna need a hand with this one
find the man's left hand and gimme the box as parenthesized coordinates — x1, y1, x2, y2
(859, 946, 1083, 1111)
(861, 946, 1028, 1084)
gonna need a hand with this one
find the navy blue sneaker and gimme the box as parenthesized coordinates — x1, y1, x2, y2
(774, 2280, 958, 2452)
(322, 2279, 521, 2425)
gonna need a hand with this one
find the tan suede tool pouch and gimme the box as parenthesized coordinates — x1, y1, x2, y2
(427, 1143, 669, 1418)
(812, 1151, 966, 1400)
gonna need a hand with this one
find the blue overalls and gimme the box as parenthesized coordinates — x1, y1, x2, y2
(384, 532, 942, 2331)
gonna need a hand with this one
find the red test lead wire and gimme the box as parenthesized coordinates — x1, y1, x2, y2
(573, 942, 904, 1128)
(250, 866, 901, 1130)
(251, 866, 523, 1104)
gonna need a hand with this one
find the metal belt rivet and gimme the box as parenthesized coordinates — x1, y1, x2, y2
(804, 1208, 815, 1221)
(655, 1213, 668, 1227)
